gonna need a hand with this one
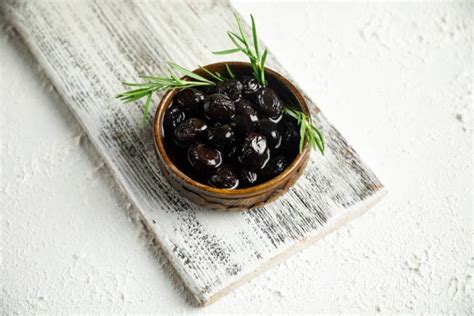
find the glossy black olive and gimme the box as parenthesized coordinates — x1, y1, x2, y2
(208, 165, 239, 189)
(258, 119, 282, 150)
(256, 88, 283, 120)
(240, 168, 258, 186)
(235, 98, 255, 113)
(187, 143, 222, 172)
(174, 118, 207, 146)
(261, 156, 288, 180)
(234, 106, 259, 134)
(206, 124, 235, 149)
(163, 105, 186, 137)
(203, 93, 236, 122)
(175, 88, 205, 112)
(241, 76, 262, 98)
(279, 116, 300, 154)
(238, 133, 270, 170)
(215, 79, 243, 101)
(268, 113, 283, 124)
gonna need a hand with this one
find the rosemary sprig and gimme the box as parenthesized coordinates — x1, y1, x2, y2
(117, 15, 325, 156)
(284, 106, 325, 155)
(116, 63, 215, 124)
(213, 14, 268, 87)
(214, 14, 324, 155)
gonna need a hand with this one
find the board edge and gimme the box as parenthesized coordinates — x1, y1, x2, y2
(201, 188, 388, 306)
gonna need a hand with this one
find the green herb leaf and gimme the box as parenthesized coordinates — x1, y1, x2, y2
(260, 48, 268, 85)
(212, 47, 242, 55)
(299, 116, 306, 152)
(235, 14, 250, 50)
(168, 62, 214, 84)
(141, 92, 152, 126)
(170, 72, 182, 84)
(251, 14, 259, 59)
(227, 32, 246, 51)
(284, 105, 325, 155)
(228, 31, 246, 45)
(199, 66, 224, 82)
(122, 82, 156, 87)
(225, 63, 235, 79)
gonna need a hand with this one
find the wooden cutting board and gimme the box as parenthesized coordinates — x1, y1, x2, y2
(3, 0, 385, 305)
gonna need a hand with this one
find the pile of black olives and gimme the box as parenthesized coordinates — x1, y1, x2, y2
(163, 76, 300, 189)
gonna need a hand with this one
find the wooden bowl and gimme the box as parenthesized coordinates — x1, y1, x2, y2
(153, 62, 310, 211)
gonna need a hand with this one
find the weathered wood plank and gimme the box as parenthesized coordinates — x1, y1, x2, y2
(3, 0, 385, 305)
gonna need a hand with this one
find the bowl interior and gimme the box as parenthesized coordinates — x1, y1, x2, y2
(154, 62, 310, 195)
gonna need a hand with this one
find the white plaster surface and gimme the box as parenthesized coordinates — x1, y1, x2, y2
(1, 1, 472, 314)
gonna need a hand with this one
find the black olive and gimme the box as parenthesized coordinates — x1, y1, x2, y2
(268, 113, 283, 124)
(256, 88, 283, 120)
(279, 116, 300, 154)
(165, 145, 188, 173)
(258, 119, 282, 150)
(199, 85, 215, 95)
(234, 106, 259, 134)
(261, 156, 288, 180)
(238, 133, 270, 170)
(208, 165, 239, 189)
(203, 93, 236, 122)
(187, 143, 222, 172)
(215, 79, 243, 101)
(241, 76, 262, 98)
(163, 105, 185, 138)
(174, 118, 208, 146)
(240, 168, 258, 186)
(235, 98, 255, 113)
(175, 88, 205, 113)
(206, 124, 235, 149)
(224, 143, 240, 163)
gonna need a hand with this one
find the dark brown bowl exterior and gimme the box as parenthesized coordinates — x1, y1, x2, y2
(153, 62, 310, 211)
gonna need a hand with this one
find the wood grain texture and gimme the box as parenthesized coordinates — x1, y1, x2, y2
(2, 0, 385, 305)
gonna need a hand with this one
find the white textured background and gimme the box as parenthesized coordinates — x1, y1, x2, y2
(1, 1, 472, 314)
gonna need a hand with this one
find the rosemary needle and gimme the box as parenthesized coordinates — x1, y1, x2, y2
(116, 62, 215, 123)
(283, 106, 325, 155)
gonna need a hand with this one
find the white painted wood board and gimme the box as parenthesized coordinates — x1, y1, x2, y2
(2, 0, 385, 305)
